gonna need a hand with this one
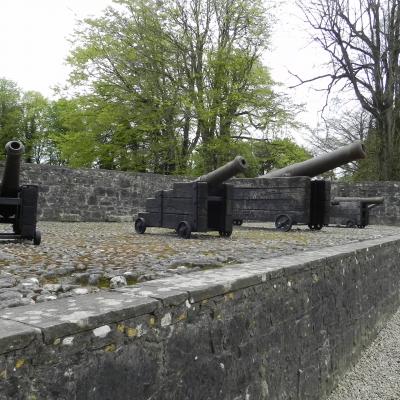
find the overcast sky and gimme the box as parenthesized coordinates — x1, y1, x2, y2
(0, 0, 111, 95)
(0, 0, 329, 137)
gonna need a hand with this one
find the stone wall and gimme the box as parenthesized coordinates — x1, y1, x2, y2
(0, 162, 185, 222)
(0, 235, 399, 399)
(2, 162, 400, 225)
(332, 181, 400, 225)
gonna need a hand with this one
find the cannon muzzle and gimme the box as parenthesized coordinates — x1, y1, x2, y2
(1, 141, 25, 198)
(260, 141, 366, 178)
(195, 156, 247, 186)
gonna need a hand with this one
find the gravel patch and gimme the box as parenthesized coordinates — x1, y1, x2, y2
(0, 221, 399, 309)
(327, 306, 400, 400)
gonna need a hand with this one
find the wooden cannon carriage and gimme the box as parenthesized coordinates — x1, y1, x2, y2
(232, 177, 331, 231)
(231, 142, 367, 231)
(0, 141, 41, 245)
(135, 156, 247, 238)
(329, 196, 384, 228)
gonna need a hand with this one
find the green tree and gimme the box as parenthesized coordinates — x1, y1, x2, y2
(20, 91, 55, 163)
(48, 98, 99, 168)
(0, 78, 23, 155)
(0, 79, 59, 164)
(190, 137, 311, 177)
(66, 0, 294, 173)
(254, 138, 312, 175)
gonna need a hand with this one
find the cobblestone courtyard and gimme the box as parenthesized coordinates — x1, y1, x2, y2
(0, 221, 399, 309)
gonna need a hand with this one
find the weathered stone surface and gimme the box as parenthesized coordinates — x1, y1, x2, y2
(0, 236, 398, 399)
(116, 285, 189, 307)
(109, 276, 127, 289)
(2, 221, 398, 311)
(0, 319, 41, 353)
(0, 161, 186, 222)
(0, 276, 17, 289)
(0, 291, 159, 343)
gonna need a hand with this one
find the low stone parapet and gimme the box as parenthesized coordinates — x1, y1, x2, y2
(0, 235, 399, 399)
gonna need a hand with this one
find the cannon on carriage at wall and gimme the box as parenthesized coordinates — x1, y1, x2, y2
(231, 141, 367, 231)
(0, 141, 41, 245)
(135, 156, 247, 239)
(329, 196, 384, 228)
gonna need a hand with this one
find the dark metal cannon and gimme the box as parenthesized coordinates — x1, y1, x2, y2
(195, 156, 247, 190)
(260, 141, 366, 178)
(135, 156, 247, 238)
(0, 141, 41, 245)
(231, 142, 366, 231)
(329, 196, 384, 228)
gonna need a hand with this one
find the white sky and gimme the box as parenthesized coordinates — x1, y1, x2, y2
(266, 1, 330, 131)
(0, 0, 329, 139)
(0, 0, 111, 96)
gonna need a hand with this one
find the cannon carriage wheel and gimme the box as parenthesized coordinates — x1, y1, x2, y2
(177, 221, 191, 239)
(33, 230, 41, 246)
(134, 217, 147, 234)
(275, 214, 293, 232)
(219, 230, 232, 237)
(232, 219, 243, 226)
(308, 223, 323, 231)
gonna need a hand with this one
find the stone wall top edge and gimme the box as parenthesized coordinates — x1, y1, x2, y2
(0, 161, 189, 180)
(333, 180, 400, 186)
(4, 160, 400, 185)
(0, 234, 399, 354)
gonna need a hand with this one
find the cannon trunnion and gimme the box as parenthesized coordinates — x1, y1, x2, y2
(0, 141, 41, 245)
(232, 177, 330, 231)
(135, 157, 247, 238)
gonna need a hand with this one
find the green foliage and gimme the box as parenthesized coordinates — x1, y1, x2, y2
(64, 0, 297, 174)
(190, 137, 261, 177)
(351, 131, 387, 181)
(0, 78, 23, 155)
(20, 91, 55, 163)
(190, 137, 311, 177)
(254, 138, 312, 174)
(0, 1, 302, 175)
(0, 79, 56, 163)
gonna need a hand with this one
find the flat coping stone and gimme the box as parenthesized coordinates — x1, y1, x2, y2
(0, 319, 41, 354)
(0, 233, 399, 351)
(115, 286, 189, 307)
(0, 291, 160, 344)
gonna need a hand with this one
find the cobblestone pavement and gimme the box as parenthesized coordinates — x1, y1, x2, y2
(327, 305, 400, 400)
(0, 221, 399, 309)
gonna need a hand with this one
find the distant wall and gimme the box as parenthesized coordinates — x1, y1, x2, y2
(0, 235, 399, 399)
(332, 181, 400, 225)
(0, 162, 186, 222)
(0, 162, 399, 225)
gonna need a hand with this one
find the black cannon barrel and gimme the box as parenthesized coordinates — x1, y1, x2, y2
(195, 156, 247, 186)
(331, 196, 384, 205)
(1, 141, 25, 198)
(260, 141, 366, 178)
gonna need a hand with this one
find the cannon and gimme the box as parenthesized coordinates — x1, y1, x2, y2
(329, 196, 384, 228)
(231, 142, 367, 231)
(0, 141, 41, 245)
(260, 141, 366, 178)
(135, 156, 247, 238)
